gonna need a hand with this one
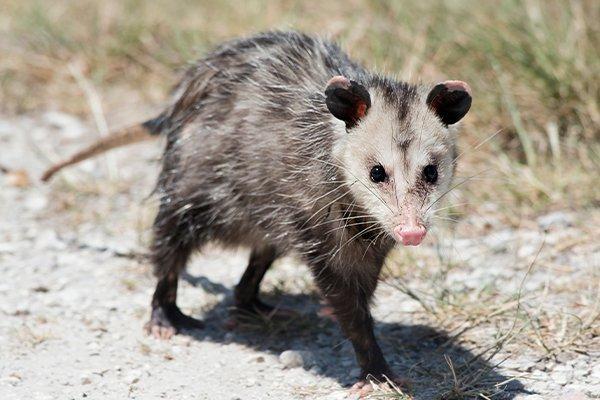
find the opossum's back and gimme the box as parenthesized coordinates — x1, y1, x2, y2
(205, 31, 360, 88)
(164, 31, 363, 175)
(165, 31, 364, 127)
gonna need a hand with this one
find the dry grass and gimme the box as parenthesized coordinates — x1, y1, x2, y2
(379, 207, 600, 398)
(1, 0, 598, 217)
(1, 2, 598, 398)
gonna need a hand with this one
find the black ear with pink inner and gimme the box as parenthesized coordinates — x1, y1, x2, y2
(426, 80, 472, 126)
(325, 76, 371, 129)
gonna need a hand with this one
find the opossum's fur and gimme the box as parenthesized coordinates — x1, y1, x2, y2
(138, 31, 470, 383)
(152, 31, 457, 281)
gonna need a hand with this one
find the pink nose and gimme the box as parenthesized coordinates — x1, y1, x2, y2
(394, 225, 427, 246)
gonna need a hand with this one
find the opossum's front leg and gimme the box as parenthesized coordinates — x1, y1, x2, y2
(312, 265, 408, 396)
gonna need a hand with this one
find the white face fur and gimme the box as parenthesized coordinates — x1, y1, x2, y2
(332, 87, 459, 244)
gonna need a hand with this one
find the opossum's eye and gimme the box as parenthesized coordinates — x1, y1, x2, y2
(370, 165, 387, 183)
(325, 76, 371, 129)
(422, 165, 438, 184)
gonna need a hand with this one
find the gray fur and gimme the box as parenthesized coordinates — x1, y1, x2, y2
(153, 31, 455, 272)
(147, 31, 467, 383)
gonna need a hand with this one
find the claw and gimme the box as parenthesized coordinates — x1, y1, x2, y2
(145, 304, 203, 339)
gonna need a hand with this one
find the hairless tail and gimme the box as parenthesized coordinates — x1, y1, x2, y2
(41, 117, 163, 182)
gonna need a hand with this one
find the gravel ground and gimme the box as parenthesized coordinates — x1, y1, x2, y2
(0, 113, 598, 399)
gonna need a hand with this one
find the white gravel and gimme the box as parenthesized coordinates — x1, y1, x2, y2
(0, 113, 598, 399)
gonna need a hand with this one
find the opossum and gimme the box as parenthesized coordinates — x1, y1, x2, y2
(43, 31, 471, 392)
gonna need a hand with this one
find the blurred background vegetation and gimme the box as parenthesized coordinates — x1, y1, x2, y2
(1, 0, 598, 219)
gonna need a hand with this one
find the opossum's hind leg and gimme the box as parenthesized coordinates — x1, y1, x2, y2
(146, 273, 204, 339)
(145, 208, 204, 339)
(233, 246, 297, 321)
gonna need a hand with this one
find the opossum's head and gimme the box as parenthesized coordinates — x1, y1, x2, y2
(326, 76, 471, 246)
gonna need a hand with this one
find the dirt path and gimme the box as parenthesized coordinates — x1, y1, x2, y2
(1, 113, 598, 399)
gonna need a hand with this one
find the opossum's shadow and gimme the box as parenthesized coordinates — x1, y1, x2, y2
(181, 273, 526, 399)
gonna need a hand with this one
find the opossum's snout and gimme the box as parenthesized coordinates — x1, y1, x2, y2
(392, 207, 427, 246)
(393, 223, 427, 246)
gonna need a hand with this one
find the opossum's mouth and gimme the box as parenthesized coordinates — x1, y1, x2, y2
(393, 224, 427, 246)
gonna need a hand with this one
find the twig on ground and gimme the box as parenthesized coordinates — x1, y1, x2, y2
(67, 60, 118, 181)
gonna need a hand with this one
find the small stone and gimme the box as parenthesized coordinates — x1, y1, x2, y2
(590, 363, 600, 380)
(6, 170, 30, 188)
(2, 375, 21, 386)
(531, 380, 560, 393)
(0, 119, 11, 135)
(537, 211, 573, 230)
(279, 350, 304, 369)
(126, 370, 142, 385)
(346, 392, 361, 400)
(34, 230, 65, 251)
(518, 244, 539, 258)
(483, 229, 513, 252)
(309, 365, 323, 375)
(561, 389, 590, 400)
(87, 341, 100, 351)
(543, 360, 557, 372)
(42, 111, 85, 138)
(79, 371, 94, 385)
(583, 385, 600, 396)
(322, 391, 352, 400)
(555, 352, 576, 364)
(513, 395, 545, 400)
(32, 392, 53, 400)
(552, 365, 574, 386)
(24, 193, 48, 212)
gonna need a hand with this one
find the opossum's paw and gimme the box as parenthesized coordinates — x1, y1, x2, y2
(144, 304, 204, 340)
(317, 300, 337, 322)
(349, 375, 411, 398)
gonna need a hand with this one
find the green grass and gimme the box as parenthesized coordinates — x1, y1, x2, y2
(1, 0, 598, 214)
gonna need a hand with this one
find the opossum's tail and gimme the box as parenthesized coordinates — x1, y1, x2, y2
(41, 117, 163, 182)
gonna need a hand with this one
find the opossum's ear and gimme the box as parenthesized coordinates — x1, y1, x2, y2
(427, 81, 472, 125)
(325, 76, 371, 129)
